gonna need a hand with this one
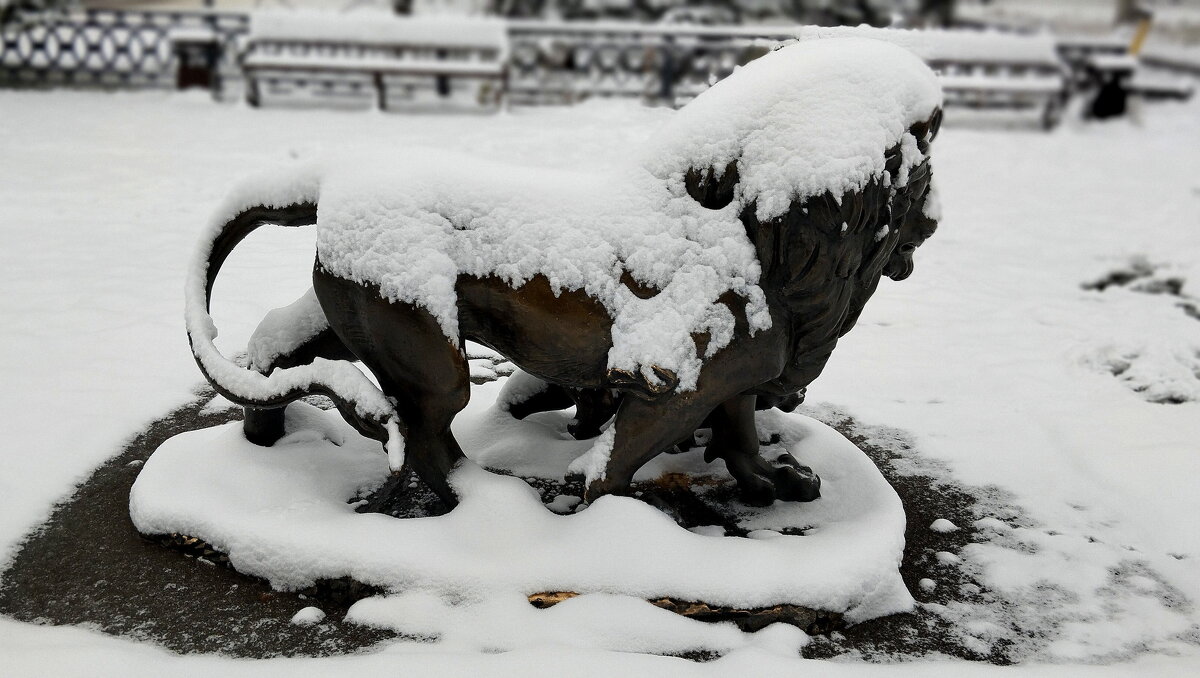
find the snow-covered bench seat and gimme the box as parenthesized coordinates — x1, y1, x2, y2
(930, 60, 1068, 128)
(241, 11, 508, 110)
(798, 26, 1070, 129)
(1141, 41, 1200, 77)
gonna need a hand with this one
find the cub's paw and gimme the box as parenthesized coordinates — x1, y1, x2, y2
(726, 452, 820, 506)
(606, 366, 679, 399)
(567, 419, 603, 440)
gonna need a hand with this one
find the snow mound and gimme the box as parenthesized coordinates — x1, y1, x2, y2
(290, 606, 325, 626)
(129, 381, 912, 627)
(930, 518, 959, 533)
(346, 590, 808, 656)
(1090, 340, 1200, 404)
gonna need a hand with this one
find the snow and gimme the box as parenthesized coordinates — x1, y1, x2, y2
(564, 422, 617, 483)
(936, 551, 964, 566)
(2, 66, 1200, 674)
(930, 518, 960, 533)
(242, 53, 508, 76)
(168, 27, 219, 43)
(129, 394, 913, 620)
(199, 393, 239, 414)
(1142, 41, 1200, 72)
(506, 17, 802, 39)
(938, 74, 1065, 94)
(250, 10, 508, 52)
(246, 288, 327, 372)
(545, 494, 581, 514)
(346, 590, 807, 656)
(494, 367, 553, 411)
(290, 606, 326, 625)
(1087, 54, 1139, 71)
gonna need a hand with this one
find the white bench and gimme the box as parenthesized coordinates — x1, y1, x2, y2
(931, 59, 1068, 128)
(241, 12, 508, 110)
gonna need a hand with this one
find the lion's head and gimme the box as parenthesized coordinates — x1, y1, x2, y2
(645, 38, 943, 296)
(882, 110, 942, 282)
(675, 105, 943, 305)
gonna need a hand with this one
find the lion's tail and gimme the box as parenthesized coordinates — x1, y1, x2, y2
(184, 182, 406, 471)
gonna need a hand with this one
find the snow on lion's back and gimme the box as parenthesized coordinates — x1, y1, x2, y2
(646, 37, 944, 221)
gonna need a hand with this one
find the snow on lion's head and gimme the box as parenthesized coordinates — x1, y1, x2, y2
(646, 36, 943, 219)
(646, 37, 943, 290)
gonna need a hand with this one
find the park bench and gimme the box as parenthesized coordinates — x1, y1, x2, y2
(1063, 38, 1194, 103)
(1140, 42, 1200, 77)
(240, 13, 508, 110)
(929, 57, 1068, 128)
(797, 26, 1071, 129)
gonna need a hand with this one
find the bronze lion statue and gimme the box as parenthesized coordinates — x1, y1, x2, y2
(185, 38, 943, 509)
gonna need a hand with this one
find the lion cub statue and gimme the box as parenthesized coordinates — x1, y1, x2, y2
(186, 37, 943, 509)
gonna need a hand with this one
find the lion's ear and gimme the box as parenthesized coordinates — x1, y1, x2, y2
(684, 161, 739, 210)
(908, 108, 944, 150)
(883, 143, 903, 179)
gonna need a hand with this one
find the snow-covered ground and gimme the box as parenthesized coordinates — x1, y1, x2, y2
(1, 88, 1199, 675)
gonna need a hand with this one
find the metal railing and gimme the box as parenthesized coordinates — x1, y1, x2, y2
(506, 20, 793, 105)
(13, 9, 1186, 111)
(0, 8, 246, 88)
(1, 9, 800, 104)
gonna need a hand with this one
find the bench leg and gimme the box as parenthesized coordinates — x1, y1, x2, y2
(375, 72, 387, 111)
(1041, 94, 1065, 130)
(246, 74, 260, 108)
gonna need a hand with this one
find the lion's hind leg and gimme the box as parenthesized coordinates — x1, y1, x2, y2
(314, 269, 471, 510)
(356, 335, 471, 511)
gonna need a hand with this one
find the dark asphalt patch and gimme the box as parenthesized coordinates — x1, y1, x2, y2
(0, 389, 1021, 663)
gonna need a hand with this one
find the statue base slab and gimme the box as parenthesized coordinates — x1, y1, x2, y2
(131, 379, 912, 650)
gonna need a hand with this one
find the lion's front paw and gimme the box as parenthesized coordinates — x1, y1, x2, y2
(583, 475, 630, 503)
(726, 452, 821, 506)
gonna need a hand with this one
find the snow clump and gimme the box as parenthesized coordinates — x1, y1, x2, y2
(290, 606, 326, 625)
(930, 518, 960, 533)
